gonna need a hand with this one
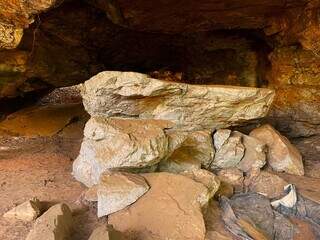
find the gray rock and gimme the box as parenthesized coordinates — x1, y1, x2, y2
(211, 132, 245, 169)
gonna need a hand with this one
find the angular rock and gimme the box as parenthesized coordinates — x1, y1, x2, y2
(234, 131, 266, 172)
(26, 203, 73, 240)
(250, 124, 304, 176)
(73, 117, 171, 186)
(181, 169, 220, 198)
(246, 171, 288, 199)
(220, 194, 296, 240)
(81, 71, 274, 131)
(205, 231, 233, 240)
(3, 198, 41, 222)
(211, 132, 245, 169)
(213, 129, 232, 150)
(97, 172, 149, 217)
(89, 225, 124, 240)
(109, 172, 209, 240)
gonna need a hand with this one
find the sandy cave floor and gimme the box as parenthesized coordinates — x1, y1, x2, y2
(0, 152, 102, 240)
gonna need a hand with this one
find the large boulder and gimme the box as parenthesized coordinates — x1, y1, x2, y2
(250, 124, 304, 176)
(97, 172, 149, 217)
(81, 71, 274, 131)
(73, 117, 171, 186)
(108, 172, 209, 240)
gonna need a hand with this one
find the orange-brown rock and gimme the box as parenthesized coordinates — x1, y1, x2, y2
(247, 171, 288, 199)
(250, 124, 304, 176)
(108, 172, 209, 240)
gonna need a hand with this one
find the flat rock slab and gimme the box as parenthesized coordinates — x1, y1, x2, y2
(81, 71, 274, 131)
(97, 172, 149, 217)
(108, 172, 209, 240)
(73, 117, 171, 186)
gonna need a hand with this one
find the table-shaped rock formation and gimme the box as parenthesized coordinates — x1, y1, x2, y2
(81, 71, 275, 131)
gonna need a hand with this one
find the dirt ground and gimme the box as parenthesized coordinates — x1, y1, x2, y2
(0, 151, 102, 240)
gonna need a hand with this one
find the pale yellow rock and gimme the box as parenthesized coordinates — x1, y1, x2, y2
(3, 198, 41, 222)
(73, 117, 171, 186)
(109, 172, 209, 240)
(250, 124, 304, 176)
(81, 71, 275, 131)
(97, 172, 149, 217)
(26, 203, 73, 240)
(211, 132, 245, 169)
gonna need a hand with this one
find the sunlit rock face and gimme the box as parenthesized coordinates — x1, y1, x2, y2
(81, 71, 274, 131)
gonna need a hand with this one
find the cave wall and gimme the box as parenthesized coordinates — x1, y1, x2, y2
(0, 0, 320, 136)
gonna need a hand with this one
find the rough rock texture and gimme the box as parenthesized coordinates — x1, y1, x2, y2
(217, 168, 244, 191)
(88, 225, 124, 240)
(73, 117, 171, 186)
(26, 203, 73, 240)
(0, 0, 62, 49)
(293, 136, 320, 178)
(213, 129, 232, 150)
(211, 132, 245, 169)
(116, 0, 310, 33)
(235, 131, 266, 172)
(246, 171, 288, 199)
(266, 47, 320, 138)
(181, 169, 220, 198)
(250, 124, 304, 176)
(3, 198, 41, 222)
(97, 172, 149, 217)
(109, 172, 209, 240)
(81, 71, 274, 131)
